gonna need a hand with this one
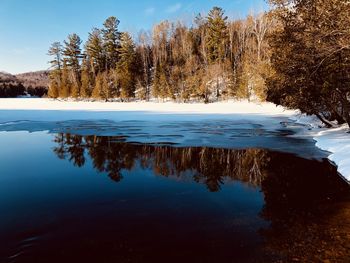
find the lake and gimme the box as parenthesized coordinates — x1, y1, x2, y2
(0, 120, 349, 262)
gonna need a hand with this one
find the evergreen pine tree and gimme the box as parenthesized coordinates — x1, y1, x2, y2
(102, 17, 121, 70)
(206, 7, 229, 64)
(48, 80, 59, 98)
(92, 72, 103, 99)
(86, 28, 105, 76)
(101, 71, 110, 101)
(80, 59, 92, 98)
(70, 80, 80, 98)
(153, 63, 170, 100)
(47, 42, 63, 98)
(116, 32, 137, 100)
(63, 33, 82, 97)
(60, 61, 71, 98)
(158, 69, 170, 99)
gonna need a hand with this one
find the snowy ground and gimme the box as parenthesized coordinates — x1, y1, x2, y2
(314, 125, 350, 181)
(0, 98, 295, 116)
(289, 114, 350, 181)
(0, 98, 349, 181)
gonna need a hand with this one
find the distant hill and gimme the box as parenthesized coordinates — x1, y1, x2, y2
(16, 70, 49, 89)
(0, 71, 18, 83)
(0, 71, 48, 97)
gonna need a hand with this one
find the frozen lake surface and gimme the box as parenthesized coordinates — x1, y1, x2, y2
(0, 115, 328, 159)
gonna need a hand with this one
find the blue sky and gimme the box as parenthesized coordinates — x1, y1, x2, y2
(0, 0, 267, 74)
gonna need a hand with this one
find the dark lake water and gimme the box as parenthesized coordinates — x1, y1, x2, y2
(0, 126, 350, 262)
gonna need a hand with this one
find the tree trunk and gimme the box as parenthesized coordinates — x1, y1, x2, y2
(315, 113, 337, 128)
(339, 96, 350, 128)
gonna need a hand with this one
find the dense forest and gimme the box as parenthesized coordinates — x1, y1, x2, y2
(48, 7, 267, 103)
(47, 0, 350, 127)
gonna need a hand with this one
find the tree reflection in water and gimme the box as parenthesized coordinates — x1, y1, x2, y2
(52, 133, 350, 262)
(53, 133, 268, 190)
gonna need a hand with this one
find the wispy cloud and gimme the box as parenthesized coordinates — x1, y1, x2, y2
(145, 7, 155, 16)
(166, 3, 182, 13)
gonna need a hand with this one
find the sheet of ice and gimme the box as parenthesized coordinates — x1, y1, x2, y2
(0, 118, 326, 159)
(0, 98, 297, 129)
(0, 100, 302, 127)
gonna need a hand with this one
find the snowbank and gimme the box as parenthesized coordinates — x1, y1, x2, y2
(0, 98, 295, 115)
(291, 113, 350, 181)
(313, 125, 350, 181)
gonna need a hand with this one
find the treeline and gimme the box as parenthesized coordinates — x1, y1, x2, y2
(48, 7, 271, 102)
(16, 70, 49, 97)
(0, 71, 48, 98)
(48, 2, 350, 127)
(0, 72, 24, 97)
(0, 82, 25, 98)
(0, 82, 47, 98)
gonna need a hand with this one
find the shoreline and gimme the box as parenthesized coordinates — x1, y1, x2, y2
(0, 98, 295, 115)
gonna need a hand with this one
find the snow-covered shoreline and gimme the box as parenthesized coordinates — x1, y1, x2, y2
(0, 98, 349, 181)
(313, 125, 350, 181)
(0, 98, 295, 115)
(290, 114, 350, 181)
